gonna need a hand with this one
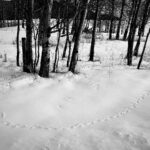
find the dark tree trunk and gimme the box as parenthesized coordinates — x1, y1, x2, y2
(0, 0, 5, 26)
(16, 0, 20, 66)
(71, 0, 78, 35)
(89, 0, 100, 61)
(123, 2, 134, 41)
(62, 39, 68, 58)
(21, 0, 25, 28)
(53, 6, 61, 72)
(123, 16, 131, 40)
(39, 0, 53, 78)
(127, 0, 141, 66)
(38, 7, 45, 46)
(109, 0, 115, 40)
(24, 0, 34, 73)
(72, 13, 80, 42)
(53, 28, 61, 72)
(62, 0, 69, 59)
(134, 0, 150, 56)
(72, 1, 81, 42)
(137, 28, 150, 69)
(22, 38, 26, 71)
(67, 41, 72, 67)
(69, 0, 90, 73)
(116, 0, 125, 40)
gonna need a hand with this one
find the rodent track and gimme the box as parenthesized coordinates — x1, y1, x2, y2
(0, 90, 150, 132)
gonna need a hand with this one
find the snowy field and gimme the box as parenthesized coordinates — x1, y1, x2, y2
(0, 26, 150, 150)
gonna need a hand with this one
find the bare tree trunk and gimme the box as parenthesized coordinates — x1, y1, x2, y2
(127, 0, 141, 66)
(22, 38, 26, 71)
(24, 0, 34, 73)
(134, 0, 150, 56)
(137, 28, 150, 69)
(69, 0, 90, 73)
(109, 0, 115, 40)
(39, 0, 53, 78)
(0, 0, 5, 27)
(62, 39, 68, 58)
(62, 0, 69, 59)
(89, 0, 100, 61)
(33, 25, 39, 72)
(53, 6, 61, 72)
(53, 28, 61, 72)
(16, 0, 20, 66)
(67, 41, 72, 67)
(123, 12, 132, 40)
(71, 0, 78, 35)
(116, 0, 125, 40)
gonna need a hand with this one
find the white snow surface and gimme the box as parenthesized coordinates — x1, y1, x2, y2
(0, 26, 150, 150)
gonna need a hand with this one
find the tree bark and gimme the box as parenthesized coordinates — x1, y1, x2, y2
(71, 0, 78, 35)
(22, 38, 26, 71)
(137, 28, 150, 69)
(39, 0, 53, 78)
(53, 6, 61, 72)
(134, 0, 150, 56)
(16, 0, 20, 66)
(89, 0, 100, 61)
(123, 13, 131, 40)
(109, 0, 115, 40)
(69, 0, 90, 73)
(116, 0, 125, 40)
(24, 0, 34, 73)
(62, 0, 69, 59)
(127, 0, 141, 66)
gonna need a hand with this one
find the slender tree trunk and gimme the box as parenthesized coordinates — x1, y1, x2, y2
(137, 28, 150, 69)
(39, 0, 53, 78)
(142, 8, 150, 36)
(24, 0, 34, 73)
(67, 41, 72, 67)
(123, 16, 131, 40)
(72, 1, 81, 42)
(71, 0, 78, 35)
(62, 39, 68, 58)
(22, 38, 26, 71)
(134, 0, 150, 56)
(127, 0, 141, 66)
(1, 0, 5, 26)
(109, 0, 115, 40)
(53, 6, 61, 72)
(16, 0, 20, 66)
(69, 0, 90, 73)
(89, 0, 100, 61)
(123, 1, 134, 41)
(62, 0, 69, 59)
(53, 28, 61, 72)
(116, 0, 125, 40)
(38, 7, 44, 46)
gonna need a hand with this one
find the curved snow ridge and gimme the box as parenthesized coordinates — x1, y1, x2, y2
(0, 90, 150, 132)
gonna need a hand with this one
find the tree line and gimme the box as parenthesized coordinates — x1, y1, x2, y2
(1, 0, 150, 78)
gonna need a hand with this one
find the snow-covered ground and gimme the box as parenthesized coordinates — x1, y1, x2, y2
(0, 26, 150, 150)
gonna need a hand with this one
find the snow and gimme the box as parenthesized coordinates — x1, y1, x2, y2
(0, 26, 150, 150)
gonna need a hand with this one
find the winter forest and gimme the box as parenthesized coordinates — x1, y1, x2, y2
(0, 0, 150, 149)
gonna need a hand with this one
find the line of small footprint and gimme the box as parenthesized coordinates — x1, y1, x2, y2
(0, 90, 150, 132)
(68, 90, 150, 130)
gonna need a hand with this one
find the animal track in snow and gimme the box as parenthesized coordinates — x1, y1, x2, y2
(0, 90, 150, 132)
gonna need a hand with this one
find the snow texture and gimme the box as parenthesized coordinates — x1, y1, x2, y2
(0, 26, 150, 150)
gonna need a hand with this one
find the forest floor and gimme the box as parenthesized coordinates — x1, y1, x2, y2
(0, 26, 150, 150)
